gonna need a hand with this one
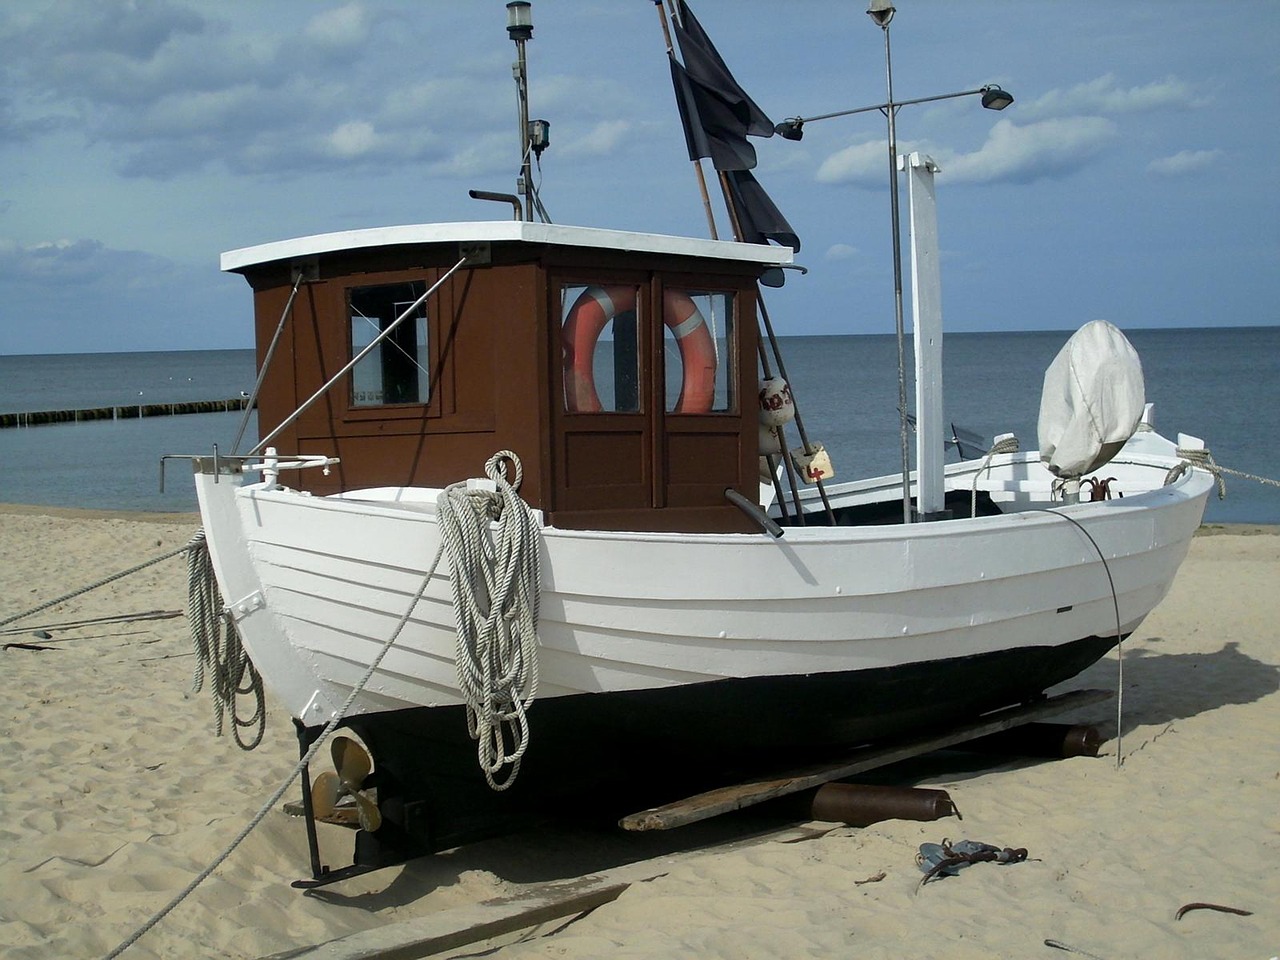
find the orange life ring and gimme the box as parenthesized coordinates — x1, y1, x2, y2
(561, 285, 718, 413)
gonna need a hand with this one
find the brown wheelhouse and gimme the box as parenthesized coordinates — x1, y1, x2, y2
(223, 222, 793, 534)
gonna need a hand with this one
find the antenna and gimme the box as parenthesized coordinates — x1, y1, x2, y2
(506, 2, 551, 222)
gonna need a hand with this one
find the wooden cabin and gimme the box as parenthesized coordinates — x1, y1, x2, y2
(221, 222, 794, 534)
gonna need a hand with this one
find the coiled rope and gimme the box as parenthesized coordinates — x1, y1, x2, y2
(436, 450, 543, 790)
(186, 531, 265, 750)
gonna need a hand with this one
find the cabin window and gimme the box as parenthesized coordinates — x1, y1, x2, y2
(561, 283, 642, 413)
(348, 281, 430, 407)
(664, 289, 735, 414)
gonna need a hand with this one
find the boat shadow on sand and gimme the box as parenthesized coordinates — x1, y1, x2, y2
(297, 812, 787, 912)
(1058, 638, 1280, 735)
(292, 642, 1279, 916)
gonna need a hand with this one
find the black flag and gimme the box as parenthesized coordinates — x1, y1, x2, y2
(724, 169, 801, 252)
(665, 2, 800, 251)
(669, 58, 759, 171)
(669, 0, 773, 171)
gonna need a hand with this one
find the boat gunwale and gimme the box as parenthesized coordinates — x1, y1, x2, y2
(228, 453, 1214, 546)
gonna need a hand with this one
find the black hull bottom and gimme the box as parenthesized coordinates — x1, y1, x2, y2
(306, 634, 1117, 868)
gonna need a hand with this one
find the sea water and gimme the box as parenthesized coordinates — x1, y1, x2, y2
(0, 328, 1276, 522)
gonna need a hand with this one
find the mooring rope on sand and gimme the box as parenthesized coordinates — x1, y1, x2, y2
(101, 538, 449, 960)
(0, 540, 195, 630)
(103, 451, 543, 958)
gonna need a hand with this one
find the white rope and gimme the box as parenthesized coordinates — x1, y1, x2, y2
(971, 435, 1020, 518)
(104, 451, 542, 956)
(0, 540, 194, 629)
(103, 536, 448, 960)
(1174, 445, 1280, 501)
(436, 450, 543, 790)
(186, 531, 265, 750)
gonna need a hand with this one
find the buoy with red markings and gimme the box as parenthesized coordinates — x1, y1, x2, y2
(758, 376, 794, 427)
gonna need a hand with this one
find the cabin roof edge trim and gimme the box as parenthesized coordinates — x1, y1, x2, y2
(220, 221, 796, 274)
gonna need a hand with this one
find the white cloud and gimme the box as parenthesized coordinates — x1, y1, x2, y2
(824, 243, 858, 261)
(0, 236, 244, 353)
(304, 4, 369, 48)
(536, 75, 638, 118)
(817, 117, 1117, 188)
(428, 132, 516, 179)
(326, 120, 377, 158)
(1022, 74, 1205, 120)
(816, 140, 894, 186)
(559, 120, 632, 158)
(1147, 149, 1223, 176)
(0, 237, 173, 286)
(0, 2, 499, 179)
(945, 117, 1117, 184)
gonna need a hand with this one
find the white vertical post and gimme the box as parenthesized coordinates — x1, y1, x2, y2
(906, 151, 946, 520)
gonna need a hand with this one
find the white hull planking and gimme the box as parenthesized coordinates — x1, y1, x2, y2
(193, 434, 1213, 729)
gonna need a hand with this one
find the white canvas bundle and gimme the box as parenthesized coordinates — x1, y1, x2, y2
(1038, 320, 1145, 479)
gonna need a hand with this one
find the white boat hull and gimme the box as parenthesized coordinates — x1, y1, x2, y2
(192, 427, 1211, 864)
(194, 430, 1212, 740)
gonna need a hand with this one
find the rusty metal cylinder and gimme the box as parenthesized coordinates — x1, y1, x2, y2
(960, 722, 1102, 759)
(791, 783, 957, 827)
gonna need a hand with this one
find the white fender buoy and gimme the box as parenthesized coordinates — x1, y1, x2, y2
(759, 423, 783, 456)
(759, 377, 795, 427)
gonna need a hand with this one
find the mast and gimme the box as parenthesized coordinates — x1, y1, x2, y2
(507, 2, 534, 222)
(656, 0, 719, 239)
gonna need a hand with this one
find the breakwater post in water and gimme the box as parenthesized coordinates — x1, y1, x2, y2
(0, 397, 255, 429)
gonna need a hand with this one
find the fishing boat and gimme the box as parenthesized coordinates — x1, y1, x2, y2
(185, 3, 1213, 881)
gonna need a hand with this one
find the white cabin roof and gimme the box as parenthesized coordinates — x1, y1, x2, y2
(221, 221, 795, 273)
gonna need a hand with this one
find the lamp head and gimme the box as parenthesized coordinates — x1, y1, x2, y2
(775, 118, 805, 141)
(506, 1, 533, 41)
(867, 0, 895, 28)
(980, 85, 1014, 110)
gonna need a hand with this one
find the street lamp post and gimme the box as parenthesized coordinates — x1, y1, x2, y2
(867, 0, 915, 524)
(773, 86, 1012, 139)
(773, 3, 1012, 525)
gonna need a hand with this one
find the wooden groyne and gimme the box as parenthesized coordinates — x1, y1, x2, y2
(0, 397, 254, 429)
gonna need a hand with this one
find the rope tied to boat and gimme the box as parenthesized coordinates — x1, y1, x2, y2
(185, 530, 265, 750)
(436, 450, 543, 790)
(0, 539, 194, 630)
(105, 531, 452, 960)
(1171, 445, 1280, 501)
(971, 434, 1020, 518)
(105, 452, 539, 955)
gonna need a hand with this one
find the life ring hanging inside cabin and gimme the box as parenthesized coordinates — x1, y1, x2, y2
(562, 285, 718, 413)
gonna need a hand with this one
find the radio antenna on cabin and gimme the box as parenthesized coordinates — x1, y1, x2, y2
(505, 2, 551, 222)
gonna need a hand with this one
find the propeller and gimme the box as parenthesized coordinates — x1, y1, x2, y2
(309, 735, 382, 832)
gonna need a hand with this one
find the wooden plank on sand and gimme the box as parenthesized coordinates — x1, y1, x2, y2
(273, 876, 631, 960)
(266, 827, 816, 960)
(620, 688, 1112, 832)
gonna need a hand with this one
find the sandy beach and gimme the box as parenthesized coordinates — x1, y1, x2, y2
(0, 504, 1276, 960)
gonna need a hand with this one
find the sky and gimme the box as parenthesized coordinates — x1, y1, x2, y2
(1, 0, 1277, 355)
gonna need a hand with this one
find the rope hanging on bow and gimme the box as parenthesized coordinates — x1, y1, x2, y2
(436, 451, 543, 790)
